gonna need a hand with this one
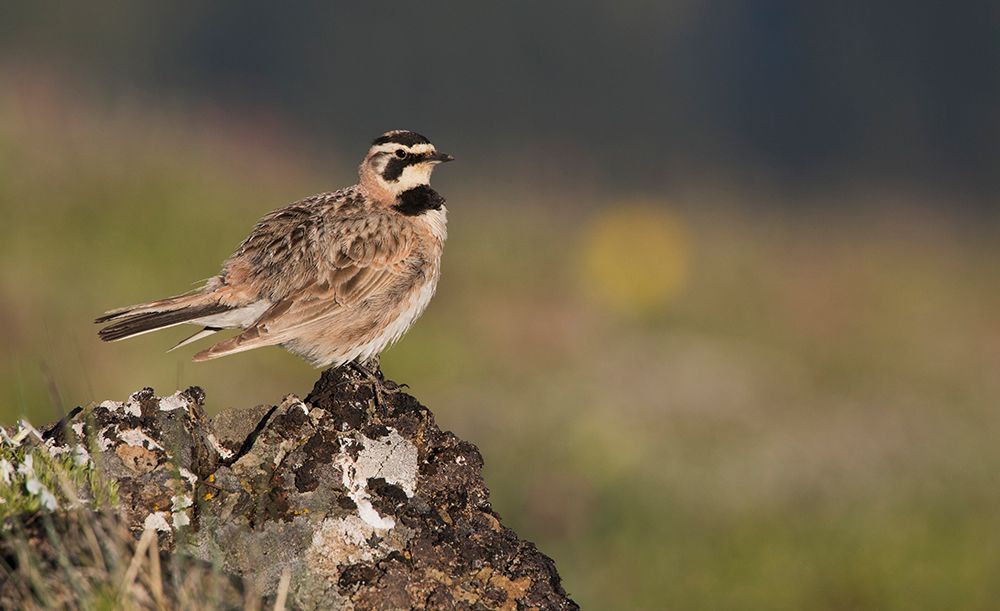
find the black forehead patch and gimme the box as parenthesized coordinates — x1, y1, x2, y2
(371, 131, 431, 147)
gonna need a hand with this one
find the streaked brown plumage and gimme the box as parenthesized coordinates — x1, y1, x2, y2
(97, 130, 452, 368)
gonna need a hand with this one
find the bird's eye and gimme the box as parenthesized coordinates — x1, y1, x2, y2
(394, 149, 406, 159)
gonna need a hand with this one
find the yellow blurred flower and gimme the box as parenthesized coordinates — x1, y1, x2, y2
(579, 203, 691, 315)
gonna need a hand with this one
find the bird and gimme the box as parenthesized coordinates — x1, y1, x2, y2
(96, 130, 453, 379)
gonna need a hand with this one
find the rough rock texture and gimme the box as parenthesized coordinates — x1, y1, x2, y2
(37, 365, 578, 610)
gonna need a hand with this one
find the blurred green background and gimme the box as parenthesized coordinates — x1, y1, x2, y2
(3, 3, 1000, 609)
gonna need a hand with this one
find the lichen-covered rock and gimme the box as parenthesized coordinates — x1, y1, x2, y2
(40, 386, 217, 548)
(26, 365, 578, 610)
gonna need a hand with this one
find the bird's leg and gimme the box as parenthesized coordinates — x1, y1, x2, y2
(348, 361, 386, 413)
(355, 357, 408, 393)
(346, 358, 412, 419)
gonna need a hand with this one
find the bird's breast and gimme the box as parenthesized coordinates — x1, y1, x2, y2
(416, 206, 448, 244)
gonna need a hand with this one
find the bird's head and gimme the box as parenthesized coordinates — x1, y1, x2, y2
(359, 130, 453, 201)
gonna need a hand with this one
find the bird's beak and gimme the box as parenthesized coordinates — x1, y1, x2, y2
(427, 152, 455, 164)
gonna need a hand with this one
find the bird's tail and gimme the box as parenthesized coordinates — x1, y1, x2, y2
(96, 292, 231, 343)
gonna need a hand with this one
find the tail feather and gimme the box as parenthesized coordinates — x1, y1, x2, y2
(95, 290, 213, 324)
(192, 326, 273, 362)
(168, 327, 222, 352)
(98, 303, 231, 342)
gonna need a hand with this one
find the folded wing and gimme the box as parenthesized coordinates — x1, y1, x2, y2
(193, 209, 417, 362)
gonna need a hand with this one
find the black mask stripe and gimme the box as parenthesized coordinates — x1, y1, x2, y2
(382, 154, 429, 181)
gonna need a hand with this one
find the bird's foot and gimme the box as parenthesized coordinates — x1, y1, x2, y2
(346, 360, 407, 417)
(380, 379, 410, 393)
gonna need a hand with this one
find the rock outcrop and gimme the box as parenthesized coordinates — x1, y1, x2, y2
(8, 365, 578, 610)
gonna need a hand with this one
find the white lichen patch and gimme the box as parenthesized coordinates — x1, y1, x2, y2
(306, 514, 411, 578)
(124, 395, 143, 417)
(158, 392, 189, 412)
(309, 515, 381, 565)
(41, 421, 86, 459)
(177, 467, 198, 487)
(117, 428, 165, 451)
(353, 430, 418, 498)
(336, 450, 395, 530)
(73, 445, 92, 468)
(99, 400, 124, 413)
(334, 429, 419, 531)
(173, 510, 190, 528)
(144, 511, 172, 533)
(271, 437, 300, 468)
(97, 426, 115, 451)
(172, 493, 193, 528)
(100, 423, 167, 453)
(44, 441, 71, 458)
(206, 433, 234, 460)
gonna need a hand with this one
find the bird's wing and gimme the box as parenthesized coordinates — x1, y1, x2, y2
(194, 206, 418, 361)
(215, 195, 332, 304)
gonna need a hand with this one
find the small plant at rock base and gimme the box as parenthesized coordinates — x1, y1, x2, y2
(0, 420, 118, 522)
(0, 419, 256, 610)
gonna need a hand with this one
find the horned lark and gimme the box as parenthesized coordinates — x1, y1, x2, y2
(97, 130, 453, 374)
